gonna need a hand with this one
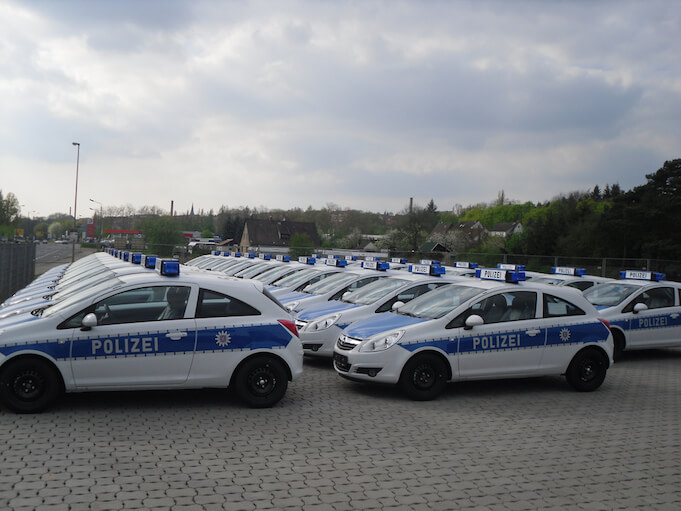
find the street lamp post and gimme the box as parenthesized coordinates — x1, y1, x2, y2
(89, 198, 103, 241)
(72, 142, 80, 262)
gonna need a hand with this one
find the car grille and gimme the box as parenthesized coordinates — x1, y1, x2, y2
(336, 334, 361, 351)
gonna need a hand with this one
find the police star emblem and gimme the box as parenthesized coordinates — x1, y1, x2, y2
(559, 328, 571, 342)
(215, 330, 231, 347)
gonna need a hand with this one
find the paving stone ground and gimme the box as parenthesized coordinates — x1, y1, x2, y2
(1, 349, 680, 510)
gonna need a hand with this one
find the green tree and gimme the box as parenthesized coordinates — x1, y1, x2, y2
(0, 190, 20, 239)
(289, 232, 315, 258)
(141, 216, 183, 256)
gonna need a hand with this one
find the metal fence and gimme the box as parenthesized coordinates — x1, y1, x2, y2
(101, 243, 681, 282)
(0, 243, 36, 302)
(395, 251, 681, 281)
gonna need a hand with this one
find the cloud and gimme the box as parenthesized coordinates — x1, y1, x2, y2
(1, 0, 680, 218)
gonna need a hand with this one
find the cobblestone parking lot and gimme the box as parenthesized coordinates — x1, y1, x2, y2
(0, 348, 680, 511)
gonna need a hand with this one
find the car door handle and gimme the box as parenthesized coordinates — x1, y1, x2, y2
(166, 332, 188, 341)
(525, 329, 541, 336)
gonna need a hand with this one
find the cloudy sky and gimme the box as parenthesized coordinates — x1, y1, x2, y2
(1, 0, 680, 219)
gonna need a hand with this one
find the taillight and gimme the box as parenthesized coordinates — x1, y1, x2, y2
(278, 319, 299, 337)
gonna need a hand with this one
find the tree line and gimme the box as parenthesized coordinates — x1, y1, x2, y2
(4, 159, 680, 262)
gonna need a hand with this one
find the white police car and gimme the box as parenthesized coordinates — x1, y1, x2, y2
(531, 267, 612, 291)
(0, 260, 302, 412)
(583, 270, 681, 357)
(333, 268, 613, 400)
(277, 258, 390, 313)
(297, 263, 459, 358)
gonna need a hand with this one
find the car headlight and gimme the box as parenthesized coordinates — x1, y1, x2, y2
(305, 313, 341, 332)
(359, 330, 405, 352)
(285, 301, 299, 313)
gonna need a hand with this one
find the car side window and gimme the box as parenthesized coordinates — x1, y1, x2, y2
(196, 289, 260, 318)
(543, 293, 586, 317)
(623, 287, 675, 312)
(59, 286, 189, 328)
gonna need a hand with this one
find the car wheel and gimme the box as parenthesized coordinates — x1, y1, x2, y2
(0, 358, 62, 413)
(233, 356, 288, 408)
(399, 353, 448, 401)
(565, 348, 608, 392)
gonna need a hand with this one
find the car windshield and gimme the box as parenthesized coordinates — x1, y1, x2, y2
(583, 282, 640, 307)
(234, 263, 271, 278)
(271, 268, 320, 287)
(253, 266, 303, 283)
(42, 278, 124, 318)
(301, 272, 359, 295)
(51, 270, 116, 300)
(397, 284, 482, 319)
(344, 278, 409, 305)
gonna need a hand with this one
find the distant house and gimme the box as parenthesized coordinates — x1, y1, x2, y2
(427, 221, 486, 243)
(488, 222, 523, 238)
(239, 219, 320, 251)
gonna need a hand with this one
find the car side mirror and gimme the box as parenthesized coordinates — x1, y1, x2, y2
(464, 314, 484, 330)
(633, 302, 648, 314)
(392, 301, 405, 311)
(342, 291, 352, 300)
(81, 313, 98, 330)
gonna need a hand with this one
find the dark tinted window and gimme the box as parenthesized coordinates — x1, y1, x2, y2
(196, 289, 260, 318)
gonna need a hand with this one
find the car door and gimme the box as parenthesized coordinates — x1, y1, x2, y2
(455, 290, 546, 378)
(188, 288, 269, 381)
(66, 284, 198, 387)
(621, 285, 681, 349)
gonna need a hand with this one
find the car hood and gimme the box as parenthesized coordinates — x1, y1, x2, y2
(343, 312, 430, 339)
(297, 301, 359, 321)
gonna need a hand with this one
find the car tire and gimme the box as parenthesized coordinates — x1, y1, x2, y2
(233, 356, 288, 408)
(399, 353, 448, 401)
(565, 348, 608, 392)
(0, 358, 62, 413)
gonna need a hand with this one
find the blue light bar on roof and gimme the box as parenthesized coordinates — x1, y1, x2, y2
(454, 261, 479, 269)
(230, 252, 241, 257)
(141, 255, 158, 269)
(552, 267, 586, 276)
(123, 251, 130, 261)
(390, 258, 408, 264)
(362, 260, 390, 271)
(497, 263, 526, 271)
(477, 268, 526, 283)
(275, 255, 291, 262)
(155, 259, 180, 276)
(619, 270, 666, 281)
(259, 254, 272, 260)
(325, 258, 348, 267)
(247, 252, 256, 258)
(364, 256, 381, 262)
(131, 253, 142, 264)
(420, 259, 441, 266)
(410, 264, 446, 276)
(298, 256, 316, 265)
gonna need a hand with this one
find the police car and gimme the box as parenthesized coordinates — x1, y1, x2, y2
(0, 260, 302, 412)
(333, 267, 613, 400)
(583, 270, 681, 357)
(530, 267, 612, 291)
(297, 263, 460, 358)
(277, 259, 396, 314)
